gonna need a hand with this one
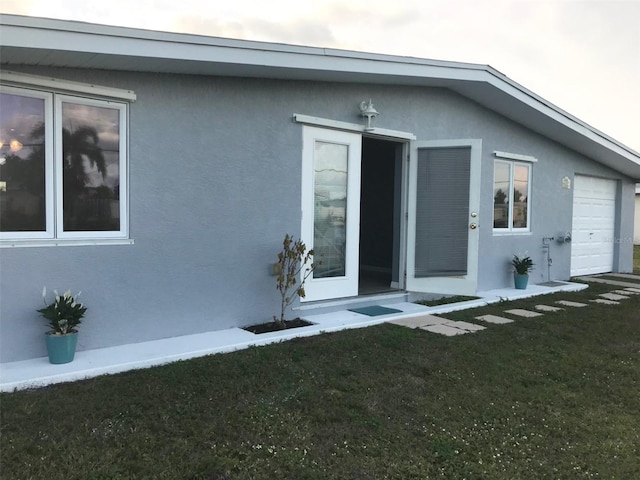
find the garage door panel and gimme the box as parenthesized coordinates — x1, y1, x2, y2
(570, 176, 616, 276)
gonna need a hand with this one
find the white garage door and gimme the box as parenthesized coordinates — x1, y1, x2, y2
(570, 175, 616, 276)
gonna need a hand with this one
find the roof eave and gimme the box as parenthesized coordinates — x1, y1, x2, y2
(1, 14, 639, 180)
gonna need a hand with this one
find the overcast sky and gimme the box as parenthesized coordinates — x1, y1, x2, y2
(2, 0, 639, 152)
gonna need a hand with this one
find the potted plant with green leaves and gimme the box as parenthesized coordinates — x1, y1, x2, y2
(511, 254, 534, 290)
(37, 288, 87, 364)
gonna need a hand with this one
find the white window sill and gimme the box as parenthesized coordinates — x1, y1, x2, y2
(0, 239, 135, 248)
(492, 231, 532, 237)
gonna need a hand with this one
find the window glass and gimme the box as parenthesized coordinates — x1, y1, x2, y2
(493, 161, 510, 229)
(493, 160, 531, 232)
(313, 141, 347, 278)
(512, 164, 529, 229)
(0, 92, 47, 232)
(61, 101, 121, 232)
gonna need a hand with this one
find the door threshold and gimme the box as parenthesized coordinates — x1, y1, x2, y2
(294, 291, 407, 311)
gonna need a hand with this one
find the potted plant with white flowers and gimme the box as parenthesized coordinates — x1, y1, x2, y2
(511, 254, 534, 290)
(37, 288, 87, 364)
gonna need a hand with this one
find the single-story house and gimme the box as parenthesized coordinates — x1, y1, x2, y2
(1, 14, 639, 364)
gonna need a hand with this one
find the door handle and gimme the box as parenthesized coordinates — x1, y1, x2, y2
(470, 223, 478, 229)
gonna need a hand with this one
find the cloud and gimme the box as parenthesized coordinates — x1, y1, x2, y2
(175, 16, 336, 46)
(0, 0, 34, 15)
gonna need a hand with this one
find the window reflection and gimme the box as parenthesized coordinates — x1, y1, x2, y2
(313, 141, 348, 278)
(493, 162, 510, 229)
(0, 92, 46, 232)
(62, 102, 120, 232)
(513, 164, 529, 228)
(493, 160, 530, 231)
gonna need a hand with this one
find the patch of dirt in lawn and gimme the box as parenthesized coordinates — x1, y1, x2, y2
(243, 318, 314, 334)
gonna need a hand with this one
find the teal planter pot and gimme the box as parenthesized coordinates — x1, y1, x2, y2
(45, 332, 78, 364)
(514, 274, 529, 290)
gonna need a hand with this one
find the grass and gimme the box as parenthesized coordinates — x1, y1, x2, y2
(1, 282, 639, 479)
(416, 295, 479, 307)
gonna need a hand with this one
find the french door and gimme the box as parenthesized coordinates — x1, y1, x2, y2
(301, 126, 362, 301)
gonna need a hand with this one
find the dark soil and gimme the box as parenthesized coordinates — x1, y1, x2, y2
(243, 318, 314, 334)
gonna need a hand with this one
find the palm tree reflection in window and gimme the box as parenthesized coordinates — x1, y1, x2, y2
(62, 103, 120, 232)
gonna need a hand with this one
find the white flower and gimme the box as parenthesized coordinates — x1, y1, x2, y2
(42, 286, 47, 299)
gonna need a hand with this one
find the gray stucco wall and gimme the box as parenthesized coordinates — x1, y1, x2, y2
(0, 67, 636, 362)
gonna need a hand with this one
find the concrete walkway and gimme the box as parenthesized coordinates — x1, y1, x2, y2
(391, 273, 639, 337)
(574, 273, 640, 289)
(0, 278, 629, 392)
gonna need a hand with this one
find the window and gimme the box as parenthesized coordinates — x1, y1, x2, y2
(493, 159, 531, 232)
(1, 83, 129, 243)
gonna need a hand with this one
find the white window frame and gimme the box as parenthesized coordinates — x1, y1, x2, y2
(492, 158, 533, 234)
(0, 78, 132, 246)
(0, 86, 55, 240)
(55, 95, 128, 240)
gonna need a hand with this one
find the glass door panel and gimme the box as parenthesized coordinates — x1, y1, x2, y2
(314, 141, 348, 278)
(301, 127, 361, 301)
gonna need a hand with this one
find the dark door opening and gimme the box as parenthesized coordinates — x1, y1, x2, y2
(359, 137, 403, 295)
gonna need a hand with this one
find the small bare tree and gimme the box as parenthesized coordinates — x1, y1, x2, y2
(274, 234, 318, 329)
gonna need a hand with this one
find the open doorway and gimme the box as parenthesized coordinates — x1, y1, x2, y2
(359, 137, 404, 295)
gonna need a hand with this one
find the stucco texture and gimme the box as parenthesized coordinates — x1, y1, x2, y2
(0, 67, 636, 362)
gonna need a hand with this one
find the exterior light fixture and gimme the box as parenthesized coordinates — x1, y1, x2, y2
(359, 99, 379, 131)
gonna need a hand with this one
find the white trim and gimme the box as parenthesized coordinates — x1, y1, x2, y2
(492, 159, 532, 234)
(493, 151, 538, 163)
(0, 83, 130, 245)
(293, 114, 416, 140)
(0, 70, 137, 102)
(55, 95, 129, 240)
(0, 86, 55, 241)
(0, 238, 134, 248)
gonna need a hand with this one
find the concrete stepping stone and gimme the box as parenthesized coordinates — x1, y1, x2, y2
(613, 289, 638, 295)
(556, 300, 588, 307)
(420, 324, 469, 336)
(504, 309, 543, 318)
(590, 298, 619, 305)
(444, 321, 487, 332)
(624, 288, 640, 294)
(475, 314, 514, 324)
(535, 304, 563, 312)
(388, 314, 448, 329)
(573, 277, 640, 288)
(604, 273, 640, 280)
(599, 292, 629, 301)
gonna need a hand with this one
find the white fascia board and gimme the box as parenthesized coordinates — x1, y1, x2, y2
(482, 71, 640, 163)
(0, 16, 488, 83)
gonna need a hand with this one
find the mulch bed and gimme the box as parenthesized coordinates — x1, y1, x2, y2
(243, 318, 314, 334)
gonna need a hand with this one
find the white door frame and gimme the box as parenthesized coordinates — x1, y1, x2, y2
(405, 139, 482, 296)
(301, 126, 362, 302)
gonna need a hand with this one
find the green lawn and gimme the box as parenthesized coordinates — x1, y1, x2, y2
(2, 282, 639, 479)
